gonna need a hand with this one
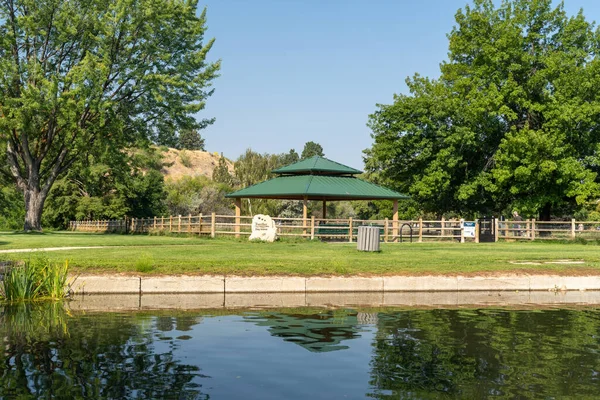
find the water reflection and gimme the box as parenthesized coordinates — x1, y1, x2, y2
(244, 309, 371, 352)
(0, 303, 208, 399)
(369, 309, 600, 398)
(2, 304, 600, 399)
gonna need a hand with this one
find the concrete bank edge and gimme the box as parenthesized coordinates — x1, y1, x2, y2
(69, 274, 600, 295)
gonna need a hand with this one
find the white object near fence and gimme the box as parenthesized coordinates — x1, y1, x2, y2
(357, 226, 380, 252)
(249, 214, 277, 242)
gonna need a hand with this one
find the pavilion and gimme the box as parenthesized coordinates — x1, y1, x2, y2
(225, 156, 409, 238)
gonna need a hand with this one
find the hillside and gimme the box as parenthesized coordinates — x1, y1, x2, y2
(160, 148, 234, 181)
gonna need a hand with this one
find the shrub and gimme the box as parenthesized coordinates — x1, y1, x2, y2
(179, 150, 193, 168)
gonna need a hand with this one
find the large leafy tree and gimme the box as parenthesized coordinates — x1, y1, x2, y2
(0, 0, 220, 230)
(365, 0, 600, 219)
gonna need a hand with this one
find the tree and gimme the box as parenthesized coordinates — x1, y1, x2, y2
(43, 147, 167, 228)
(164, 175, 233, 216)
(365, 0, 600, 219)
(212, 154, 234, 186)
(279, 149, 299, 166)
(234, 149, 282, 215)
(178, 129, 206, 151)
(301, 142, 324, 159)
(0, 0, 220, 230)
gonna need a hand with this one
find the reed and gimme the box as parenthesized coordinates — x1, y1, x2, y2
(0, 256, 72, 303)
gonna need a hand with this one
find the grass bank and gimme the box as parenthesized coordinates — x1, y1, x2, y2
(0, 232, 599, 276)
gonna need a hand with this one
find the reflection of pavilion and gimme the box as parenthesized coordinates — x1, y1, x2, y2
(245, 311, 370, 353)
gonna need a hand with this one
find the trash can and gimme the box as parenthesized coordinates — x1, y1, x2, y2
(357, 226, 380, 252)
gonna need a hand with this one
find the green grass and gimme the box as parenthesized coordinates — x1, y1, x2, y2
(0, 230, 200, 249)
(1, 232, 599, 276)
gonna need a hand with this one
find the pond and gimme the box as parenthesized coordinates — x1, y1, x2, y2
(1, 302, 600, 399)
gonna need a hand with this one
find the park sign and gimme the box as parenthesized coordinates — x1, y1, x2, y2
(463, 222, 476, 238)
(249, 215, 277, 242)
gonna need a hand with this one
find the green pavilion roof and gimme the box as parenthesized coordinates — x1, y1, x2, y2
(225, 174, 408, 200)
(272, 156, 362, 175)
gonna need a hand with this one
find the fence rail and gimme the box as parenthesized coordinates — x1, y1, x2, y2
(69, 215, 600, 242)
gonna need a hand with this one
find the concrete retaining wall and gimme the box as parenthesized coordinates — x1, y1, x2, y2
(69, 274, 600, 295)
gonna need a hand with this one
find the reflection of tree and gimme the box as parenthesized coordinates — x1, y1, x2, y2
(0, 304, 208, 399)
(245, 310, 366, 353)
(368, 309, 600, 399)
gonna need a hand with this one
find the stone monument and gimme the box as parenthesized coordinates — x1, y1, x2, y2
(249, 214, 278, 242)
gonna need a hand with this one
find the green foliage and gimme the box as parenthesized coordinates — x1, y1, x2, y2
(234, 149, 284, 215)
(1, 256, 71, 303)
(0, 184, 24, 229)
(0, 0, 220, 230)
(43, 147, 167, 228)
(279, 149, 300, 166)
(177, 129, 206, 151)
(365, 0, 600, 219)
(212, 155, 235, 186)
(165, 176, 233, 216)
(301, 141, 325, 159)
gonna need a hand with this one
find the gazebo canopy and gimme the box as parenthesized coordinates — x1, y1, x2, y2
(226, 156, 408, 201)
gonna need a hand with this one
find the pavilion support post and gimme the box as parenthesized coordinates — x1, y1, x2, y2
(392, 200, 399, 243)
(234, 198, 241, 238)
(303, 196, 308, 237)
(322, 200, 327, 220)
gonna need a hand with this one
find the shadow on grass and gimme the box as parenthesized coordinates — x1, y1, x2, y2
(10, 230, 47, 235)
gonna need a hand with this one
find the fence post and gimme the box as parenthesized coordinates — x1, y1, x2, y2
(348, 217, 353, 243)
(571, 218, 576, 239)
(460, 218, 465, 243)
(475, 220, 480, 243)
(132, 218, 136, 233)
(310, 216, 315, 240)
(199, 214, 203, 234)
(418, 218, 423, 243)
(177, 215, 181, 233)
(153, 216, 156, 229)
(211, 212, 216, 238)
(188, 214, 192, 233)
(441, 216, 445, 238)
(494, 218, 499, 242)
(169, 216, 172, 232)
(384, 218, 389, 243)
(531, 219, 536, 241)
(97, 220, 100, 231)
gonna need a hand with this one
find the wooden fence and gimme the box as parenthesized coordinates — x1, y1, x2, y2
(69, 215, 600, 242)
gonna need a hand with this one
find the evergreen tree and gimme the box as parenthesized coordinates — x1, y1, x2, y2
(212, 155, 234, 186)
(301, 142, 325, 159)
(178, 130, 206, 151)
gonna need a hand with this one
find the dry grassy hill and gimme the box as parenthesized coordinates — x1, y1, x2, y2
(160, 148, 234, 181)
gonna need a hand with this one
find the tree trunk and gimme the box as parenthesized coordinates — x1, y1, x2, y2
(23, 187, 46, 231)
(539, 203, 552, 222)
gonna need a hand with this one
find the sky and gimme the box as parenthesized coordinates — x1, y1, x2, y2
(198, 0, 600, 170)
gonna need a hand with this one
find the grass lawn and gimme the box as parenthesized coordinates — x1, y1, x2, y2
(0, 231, 599, 276)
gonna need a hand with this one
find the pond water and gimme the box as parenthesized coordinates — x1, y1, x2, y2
(1, 303, 600, 399)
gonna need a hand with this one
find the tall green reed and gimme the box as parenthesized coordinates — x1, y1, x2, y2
(0, 255, 73, 303)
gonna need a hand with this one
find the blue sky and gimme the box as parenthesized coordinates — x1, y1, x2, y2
(198, 0, 600, 169)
